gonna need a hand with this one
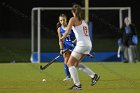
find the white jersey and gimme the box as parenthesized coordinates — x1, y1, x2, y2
(72, 20, 92, 47)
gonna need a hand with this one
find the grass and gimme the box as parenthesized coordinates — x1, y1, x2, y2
(0, 62, 140, 93)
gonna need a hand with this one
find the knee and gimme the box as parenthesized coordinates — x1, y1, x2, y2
(77, 63, 86, 70)
(67, 56, 78, 68)
(67, 62, 73, 67)
(71, 52, 82, 60)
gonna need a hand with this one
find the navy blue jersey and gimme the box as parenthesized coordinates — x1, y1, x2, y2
(60, 26, 75, 50)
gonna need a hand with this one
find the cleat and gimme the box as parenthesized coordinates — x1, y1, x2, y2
(69, 84, 82, 90)
(63, 77, 72, 81)
(91, 74, 100, 86)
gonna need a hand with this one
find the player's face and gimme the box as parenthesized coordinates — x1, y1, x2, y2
(124, 18, 131, 26)
(59, 17, 67, 26)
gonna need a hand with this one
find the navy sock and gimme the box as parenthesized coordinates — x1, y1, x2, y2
(64, 64, 70, 78)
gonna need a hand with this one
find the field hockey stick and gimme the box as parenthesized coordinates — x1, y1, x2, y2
(87, 52, 95, 58)
(40, 49, 69, 70)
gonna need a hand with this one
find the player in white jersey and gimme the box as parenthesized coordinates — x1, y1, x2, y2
(60, 4, 100, 90)
(72, 20, 92, 54)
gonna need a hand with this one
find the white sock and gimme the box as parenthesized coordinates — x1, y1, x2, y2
(78, 63, 95, 78)
(69, 66, 80, 86)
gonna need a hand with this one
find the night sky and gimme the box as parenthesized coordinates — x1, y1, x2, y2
(0, 0, 139, 38)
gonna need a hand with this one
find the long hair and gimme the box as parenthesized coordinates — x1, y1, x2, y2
(56, 14, 67, 29)
(72, 4, 84, 21)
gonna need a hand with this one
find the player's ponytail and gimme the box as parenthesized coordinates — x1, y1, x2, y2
(56, 22, 61, 29)
(72, 4, 84, 21)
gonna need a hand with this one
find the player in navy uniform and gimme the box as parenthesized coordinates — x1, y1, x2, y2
(119, 17, 138, 62)
(57, 14, 76, 81)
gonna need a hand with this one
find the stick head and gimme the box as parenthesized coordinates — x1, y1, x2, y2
(40, 65, 45, 70)
(88, 52, 95, 58)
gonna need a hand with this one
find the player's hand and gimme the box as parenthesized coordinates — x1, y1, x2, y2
(59, 37, 64, 42)
(60, 49, 64, 55)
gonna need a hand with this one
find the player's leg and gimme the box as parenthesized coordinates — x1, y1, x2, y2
(132, 45, 138, 62)
(123, 46, 129, 62)
(132, 35, 138, 62)
(73, 45, 100, 86)
(67, 52, 82, 90)
(63, 51, 72, 81)
(134, 45, 139, 62)
(76, 56, 100, 86)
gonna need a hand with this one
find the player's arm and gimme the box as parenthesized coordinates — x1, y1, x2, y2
(117, 46, 121, 58)
(61, 17, 75, 40)
(57, 27, 63, 50)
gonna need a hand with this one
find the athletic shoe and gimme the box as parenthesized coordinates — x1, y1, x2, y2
(91, 74, 100, 86)
(69, 84, 82, 90)
(63, 77, 72, 81)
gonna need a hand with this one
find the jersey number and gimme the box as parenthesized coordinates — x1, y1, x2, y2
(66, 35, 71, 41)
(83, 26, 88, 36)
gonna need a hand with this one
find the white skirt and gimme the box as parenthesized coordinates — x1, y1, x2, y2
(73, 45, 92, 54)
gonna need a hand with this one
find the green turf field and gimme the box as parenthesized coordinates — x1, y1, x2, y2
(0, 62, 140, 93)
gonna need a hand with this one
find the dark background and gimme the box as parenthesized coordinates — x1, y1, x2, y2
(0, 0, 139, 62)
(0, 0, 139, 38)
